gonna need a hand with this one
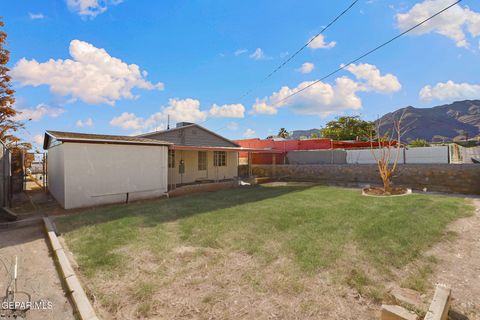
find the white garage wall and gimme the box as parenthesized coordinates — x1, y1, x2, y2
(62, 143, 168, 209)
(47, 144, 65, 206)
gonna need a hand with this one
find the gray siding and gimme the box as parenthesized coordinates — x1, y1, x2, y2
(145, 125, 238, 148)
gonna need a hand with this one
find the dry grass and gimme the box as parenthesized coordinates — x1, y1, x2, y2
(55, 185, 473, 319)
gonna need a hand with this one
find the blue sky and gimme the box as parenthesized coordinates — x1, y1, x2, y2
(3, 0, 480, 148)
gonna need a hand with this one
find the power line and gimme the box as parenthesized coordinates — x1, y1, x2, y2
(196, 0, 359, 128)
(272, 0, 462, 107)
(238, 0, 360, 101)
(215, 0, 462, 133)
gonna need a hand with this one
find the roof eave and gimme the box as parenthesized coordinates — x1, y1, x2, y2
(58, 137, 172, 146)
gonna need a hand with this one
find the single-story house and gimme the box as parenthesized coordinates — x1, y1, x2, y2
(44, 123, 277, 209)
(138, 122, 242, 187)
(43, 131, 171, 209)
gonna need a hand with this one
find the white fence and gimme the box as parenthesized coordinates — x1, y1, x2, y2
(346, 146, 449, 164)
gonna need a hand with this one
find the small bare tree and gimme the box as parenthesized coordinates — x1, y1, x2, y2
(370, 111, 411, 194)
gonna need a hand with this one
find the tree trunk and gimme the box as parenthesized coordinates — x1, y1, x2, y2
(382, 171, 392, 194)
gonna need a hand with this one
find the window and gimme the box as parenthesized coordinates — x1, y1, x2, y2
(198, 151, 207, 171)
(168, 150, 175, 168)
(213, 151, 226, 167)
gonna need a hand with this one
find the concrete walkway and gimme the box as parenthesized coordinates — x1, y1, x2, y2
(0, 225, 75, 319)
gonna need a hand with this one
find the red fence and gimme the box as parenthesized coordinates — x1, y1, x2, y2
(235, 138, 397, 165)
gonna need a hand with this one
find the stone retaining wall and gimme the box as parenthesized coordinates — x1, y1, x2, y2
(252, 164, 480, 195)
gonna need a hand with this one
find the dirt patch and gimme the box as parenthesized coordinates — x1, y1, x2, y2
(426, 198, 480, 319)
(362, 187, 411, 196)
(0, 225, 75, 319)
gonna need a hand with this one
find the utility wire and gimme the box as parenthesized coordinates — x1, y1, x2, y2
(215, 0, 462, 133)
(238, 0, 360, 101)
(196, 0, 359, 128)
(272, 0, 462, 107)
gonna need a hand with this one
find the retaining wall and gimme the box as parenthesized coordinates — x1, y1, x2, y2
(252, 164, 480, 195)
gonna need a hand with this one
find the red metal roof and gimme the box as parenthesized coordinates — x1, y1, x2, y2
(171, 145, 283, 153)
(235, 138, 396, 151)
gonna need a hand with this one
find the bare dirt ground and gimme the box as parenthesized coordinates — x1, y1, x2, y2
(0, 225, 75, 320)
(426, 198, 480, 319)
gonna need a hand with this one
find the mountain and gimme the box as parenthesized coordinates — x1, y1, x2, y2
(287, 100, 480, 142)
(288, 129, 321, 140)
(377, 100, 480, 142)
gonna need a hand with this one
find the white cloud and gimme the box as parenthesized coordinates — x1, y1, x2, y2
(29, 13, 45, 20)
(243, 128, 256, 138)
(396, 0, 480, 48)
(251, 99, 278, 115)
(67, 0, 123, 18)
(209, 103, 245, 118)
(110, 99, 248, 132)
(146, 98, 207, 127)
(33, 134, 44, 145)
(13, 104, 64, 122)
(297, 62, 315, 74)
(11, 40, 164, 106)
(227, 122, 238, 131)
(249, 48, 266, 60)
(345, 63, 401, 93)
(76, 118, 94, 128)
(110, 98, 207, 131)
(419, 80, 480, 101)
(251, 63, 401, 117)
(110, 112, 145, 130)
(234, 48, 248, 56)
(307, 34, 336, 49)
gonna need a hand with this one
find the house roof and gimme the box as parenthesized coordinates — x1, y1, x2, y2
(43, 131, 172, 149)
(138, 123, 241, 148)
(171, 145, 284, 153)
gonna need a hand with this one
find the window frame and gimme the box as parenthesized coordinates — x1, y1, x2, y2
(213, 151, 226, 167)
(168, 150, 175, 168)
(198, 151, 207, 171)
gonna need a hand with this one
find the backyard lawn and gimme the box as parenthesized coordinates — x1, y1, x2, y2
(55, 184, 473, 319)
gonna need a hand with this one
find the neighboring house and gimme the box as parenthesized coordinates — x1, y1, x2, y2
(43, 131, 171, 209)
(138, 122, 242, 187)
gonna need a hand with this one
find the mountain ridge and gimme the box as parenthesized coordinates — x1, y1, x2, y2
(288, 100, 480, 142)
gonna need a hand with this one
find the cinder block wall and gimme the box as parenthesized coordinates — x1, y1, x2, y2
(252, 164, 480, 195)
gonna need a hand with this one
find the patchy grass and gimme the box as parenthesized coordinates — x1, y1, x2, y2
(56, 185, 473, 319)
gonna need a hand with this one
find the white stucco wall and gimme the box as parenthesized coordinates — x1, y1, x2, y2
(49, 142, 168, 209)
(346, 148, 404, 164)
(404, 146, 449, 164)
(168, 150, 238, 185)
(346, 146, 449, 164)
(46, 144, 65, 206)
